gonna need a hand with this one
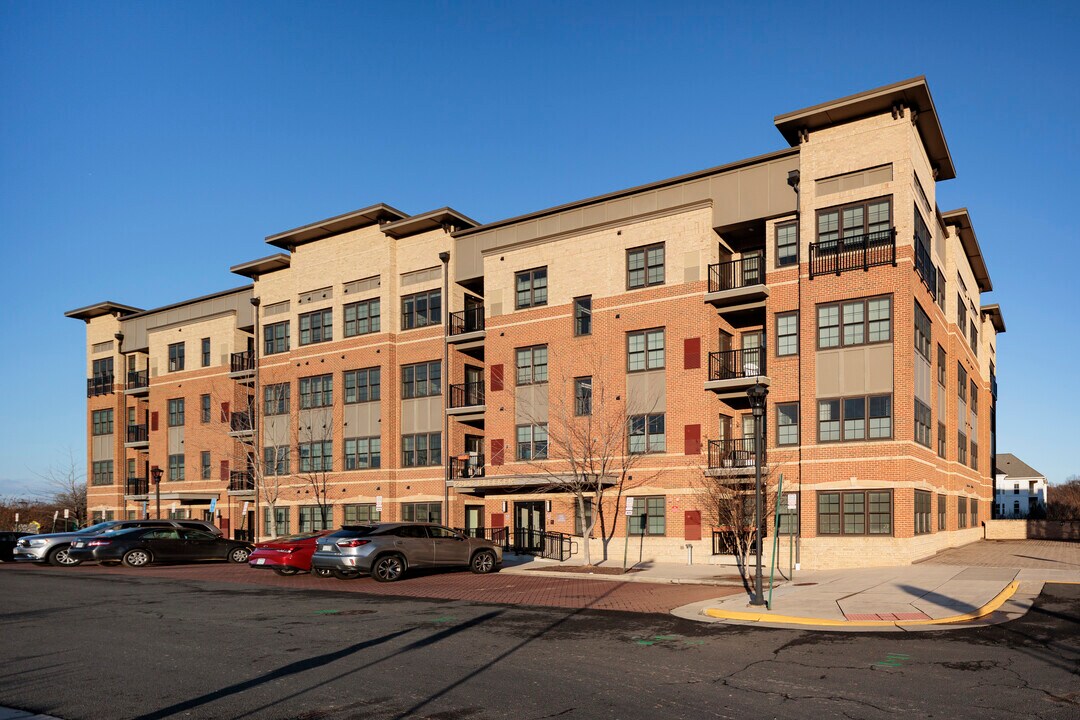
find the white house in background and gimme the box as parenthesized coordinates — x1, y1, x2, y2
(993, 453, 1048, 518)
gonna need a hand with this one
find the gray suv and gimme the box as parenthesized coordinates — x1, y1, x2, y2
(310, 523, 502, 582)
(13, 519, 222, 566)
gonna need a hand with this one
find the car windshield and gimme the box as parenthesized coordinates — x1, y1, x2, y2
(79, 522, 119, 534)
(99, 528, 145, 537)
(324, 525, 376, 539)
(273, 532, 325, 543)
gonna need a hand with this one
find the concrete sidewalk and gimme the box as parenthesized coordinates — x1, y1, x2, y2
(499, 552, 751, 586)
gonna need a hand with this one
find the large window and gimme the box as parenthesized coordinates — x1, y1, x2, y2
(201, 338, 211, 367)
(574, 377, 592, 416)
(401, 433, 441, 467)
(777, 403, 799, 445)
(344, 504, 381, 524)
(168, 342, 185, 372)
(345, 368, 380, 403)
(515, 346, 548, 385)
(201, 394, 211, 423)
(817, 490, 892, 535)
(201, 451, 211, 480)
(958, 363, 968, 402)
(958, 496, 968, 529)
(938, 345, 947, 386)
(573, 296, 592, 336)
(969, 320, 978, 355)
(264, 321, 290, 355)
(516, 424, 549, 460)
(776, 222, 797, 267)
(938, 494, 947, 530)
(344, 437, 381, 470)
(168, 453, 185, 482)
(91, 460, 113, 486)
(401, 362, 440, 398)
(168, 398, 185, 426)
(628, 414, 666, 454)
(816, 197, 892, 250)
(299, 309, 333, 345)
(915, 490, 932, 535)
(92, 409, 113, 435)
(776, 312, 798, 356)
(914, 301, 931, 360)
(515, 267, 548, 309)
(915, 399, 932, 448)
(971, 499, 979, 527)
(818, 395, 891, 442)
(402, 502, 442, 524)
(401, 289, 441, 330)
(264, 507, 290, 536)
(264, 383, 290, 416)
(627, 243, 665, 289)
(299, 505, 333, 532)
(92, 357, 113, 379)
(627, 328, 665, 372)
(817, 297, 891, 348)
(344, 298, 380, 337)
(263, 446, 290, 476)
(298, 441, 333, 472)
(938, 421, 947, 459)
(957, 294, 967, 334)
(627, 496, 666, 536)
(299, 374, 333, 409)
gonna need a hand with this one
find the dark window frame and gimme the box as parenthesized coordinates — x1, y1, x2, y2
(263, 446, 290, 476)
(201, 338, 211, 367)
(91, 409, 114, 436)
(817, 394, 892, 443)
(264, 383, 290, 416)
(915, 399, 932, 448)
(168, 342, 185, 372)
(628, 413, 666, 454)
(343, 298, 381, 337)
(401, 432, 442, 467)
(816, 295, 892, 350)
(298, 441, 333, 473)
(938, 494, 947, 530)
(515, 345, 548, 386)
(515, 423, 549, 461)
(167, 398, 185, 427)
(168, 453, 185, 482)
(776, 402, 799, 446)
(573, 295, 592, 336)
(514, 267, 548, 309)
(915, 490, 932, 535)
(401, 289, 442, 331)
(817, 490, 893, 536)
(776, 311, 799, 357)
(574, 376, 592, 416)
(344, 504, 381, 524)
(344, 436, 381, 470)
(401, 361, 441, 399)
(815, 195, 894, 250)
(627, 328, 665, 372)
(626, 243, 665, 290)
(914, 301, 931, 360)
(345, 367, 381, 404)
(200, 451, 211, 480)
(298, 374, 333, 409)
(775, 221, 798, 267)
(263, 320, 290, 355)
(298, 308, 333, 346)
(626, 495, 666, 536)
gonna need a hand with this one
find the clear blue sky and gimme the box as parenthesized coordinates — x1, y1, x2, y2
(1, 1, 1077, 495)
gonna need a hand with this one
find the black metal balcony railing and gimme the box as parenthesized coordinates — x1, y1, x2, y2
(229, 470, 255, 492)
(991, 375, 998, 399)
(230, 410, 254, 433)
(449, 381, 485, 409)
(126, 369, 149, 391)
(450, 454, 485, 479)
(809, 228, 896, 278)
(230, 350, 255, 373)
(914, 237, 937, 299)
(126, 424, 148, 444)
(125, 477, 149, 496)
(708, 256, 764, 293)
(708, 347, 766, 382)
(86, 374, 113, 397)
(707, 438, 765, 470)
(449, 307, 485, 336)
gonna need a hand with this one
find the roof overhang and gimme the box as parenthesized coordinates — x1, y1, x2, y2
(941, 208, 993, 292)
(266, 203, 408, 249)
(774, 76, 956, 181)
(64, 301, 143, 322)
(230, 253, 291, 279)
(981, 304, 1006, 333)
(380, 207, 479, 239)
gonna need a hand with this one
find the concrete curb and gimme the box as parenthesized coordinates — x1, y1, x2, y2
(500, 565, 749, 587)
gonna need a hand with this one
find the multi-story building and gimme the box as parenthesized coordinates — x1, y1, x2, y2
(994, 454, 1048, 518)
(67, 76, 1005, 568)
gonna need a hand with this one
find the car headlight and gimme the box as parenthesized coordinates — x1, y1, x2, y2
(29, 539, 49, 546)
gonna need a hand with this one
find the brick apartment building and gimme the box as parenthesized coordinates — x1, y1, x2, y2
(67, 77, 1004, 569)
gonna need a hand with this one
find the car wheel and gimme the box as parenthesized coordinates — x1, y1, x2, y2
(470, 550, 498, 574)
(332, 568, 360, 580)
(371, 554, 405, 582)
(272, 567, 300, 577)
(312, 568, 334, 578)
(48, 545, 82, 567)
(122, 549, 152, 568)
(228, 547, 251, 563)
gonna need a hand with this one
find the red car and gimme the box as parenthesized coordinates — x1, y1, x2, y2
(248, 531, 333, 577)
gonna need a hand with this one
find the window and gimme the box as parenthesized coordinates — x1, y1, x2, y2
(971, 499, 978, 527)
(816, 197, 892, 250)
(201, 451, 211, 480)
(970, 380, 978, 417)
(264, 383, 290, 416)
(401, 289, 441, 330)
(401, 502, 442, 524)
(264, 507, 290, 536)
(201, 394, 211, 423)
(264, 321, 290, 355)
(628, 414, 666, 453)
(299, 505, 333, 532)
(915, 400, 932, 448)
(344, 298, 380, 337)
(573, 296, 592, 336)
(92, 409, 113, 435)
(627, 496, 666, 536)
(817, 305, 839, 348)
(969, 320, 978, 355)
(401, 361, 440, 399)
(958, 497, 968, 529)
(937, 269, 946, 311)
(843, 397, 865, 439)
(818, 400, 840, 442)
(776, 312, 798, 356)
(516, 424, 549, 460)
(344, 504, 381, 524)
(201, 338, 211, 367)
(91, 460, 113, 486)
(401, 433, 441, 467)
(1014, 484, 1019, 495)
(345, 368, 381, 403)
(819, 395, 891, 441)
(298, 441, 333, 472)
(299, 309, 333, 345)
(627, 328, 665, 372)
(168, 454, 185, 481)
(915, 490, 932, 535)
(938, 421, 947, 458)
(914, 302, 931, 360)
(938, 345, 946, 386)
(574, 377, 592, 416)
(344, 437, 381, 470)
(817, 296, 891, 348)
(515, 346, 548, 385)
(957, 294, 967, 333)
(168, 342, 185, 372)
(938, 494, 947, 530)
(263, 446, 290, 476)
(627, 243, 665, 289)
(127, 458, 136, 480)
(971, 441, 979, 472)
(776, 403, 799, 445)
(958, 363, 968, 402)
(958, 430, 968, 464)
(299, 374, 333, 409)
(515, 267, 548, 309)
(168, 398, 185, 426)
(776, 222, 797, 267)
(92, 357, 113, 379)
(574, 498, 594, 536)
(818, 490, 892, 535)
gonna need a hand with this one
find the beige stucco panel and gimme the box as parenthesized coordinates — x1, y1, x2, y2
(514, 384, 549, 424)
(626, 369, 666, 414)
(818, 345, 893, 397)
(344, 402, 381, 438)
(263, 415, 290, 446)
(401, 397, 442, 434)
(167, 426, 184, 455)
(298, 408, 333, 441)
(91, 435, 113, 461)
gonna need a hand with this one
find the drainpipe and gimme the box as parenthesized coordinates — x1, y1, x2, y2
(439, 251, 451, 526)
(115, 330, 126, 522)
(787, 168, 802, 571)
(250, 296, 260, 542)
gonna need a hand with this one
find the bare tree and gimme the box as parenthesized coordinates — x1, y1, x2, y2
(33, 450, 88, 529)
(295, 408, 335, 532)
(1047, 475, 1080, 520)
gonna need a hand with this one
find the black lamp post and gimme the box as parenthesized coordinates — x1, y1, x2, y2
(150, 465, 163, 520)
(746, 382, 769, 606)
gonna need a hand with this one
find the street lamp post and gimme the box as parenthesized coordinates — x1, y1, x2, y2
(150, 465, 163, 520)
(746, 382, 769, 607)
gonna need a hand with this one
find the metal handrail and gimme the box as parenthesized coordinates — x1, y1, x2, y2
(708, 347, 766, 381)
(86, 374, 114, 397)
(126, 370, 149, 390)
(708, 256, 764, 293)
(450, 454, 485, 478)
(125, 477, 149, 496)
(914, 237, 937, 298)
(707, 438, 765, 469)
(449, 307, 485, 336)
(230, 350, 255, 373)
(809, 228, 896, 278)
(449, 381, 485, 408)
(126, 424, 148, 443)
(230, 411, 253, 433)
(229, 470, 254, 492)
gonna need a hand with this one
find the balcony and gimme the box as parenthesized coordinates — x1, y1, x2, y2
(228, 470, 255, 494)
(447, 307, 486, 347)
(447, 381, 485, 425)
(914, 238, 938, 299)
(229, 350, 255, 378)
(450, 453, 485, 479)
(124, 477, 149, 498)
(125, 370, 149, 396)
(229, 410, 254, 437)
(706, 439, 766, 477)
(86, 374, 113, 397)
(705, 256, 769, 310)
(809, 228, 896, 279)
(705, 347, 769, 398)
(125, 424, 149, 449)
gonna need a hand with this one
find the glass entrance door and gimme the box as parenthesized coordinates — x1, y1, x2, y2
(514, 501, 545, 551)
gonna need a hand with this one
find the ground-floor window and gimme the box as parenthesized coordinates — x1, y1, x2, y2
(817, 490, 892, 535)
(958, 497, 968, 528)
(402, 502, 442, 524)
(344, 503, 381, 524)
(970, 499, 978, 527)
(915, 490, 932, 534)
(299, 505, 333, 531)
(573, 498, 593, 536)
(627, 496, 665, 536)
(168, 509, 189, 520)
(938, 494, 947, 530)
(264, 507, 290, 536)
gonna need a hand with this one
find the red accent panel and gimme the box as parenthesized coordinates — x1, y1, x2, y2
(684, 510, 702, 541)
(491, 513, 505, 529)
(150, 411, 158, 432)
(490, 364, 504, 392)
(220, 460, 229, 482)
(684, 424, 701, 455)
(684, 337, 701, 370)
(220, 402, 230, 423)
(490, 439, 505, 465)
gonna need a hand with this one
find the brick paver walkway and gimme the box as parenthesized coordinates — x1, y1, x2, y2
(919, 539, 1080, 570)
(0, 562, 738, 614)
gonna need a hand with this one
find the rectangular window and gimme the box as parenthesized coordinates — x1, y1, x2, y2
(299, 374, 333, 409)
(298, 441, 333, 473)
(776, 312, 798, 356)
(937, 270, 946, 311)
(91, 409, 114, 435)
(344, 504, 381, 524)
(401, 361, 440, 399)
(627, 328, 665, 372)
(915, 399, 932, 448)
(515, 346, 548, 385)
(628, 414, 666, 454)
(915, 490, 932, 535)
(777, 403, 799, 445)
(344, 437, 381, 470)
(264, 507, 290, 536)
(818, 297, 892, 349)
(958, 431, 968, 465)
(938, 494, 947, 530)
(843, 397, 866, 440)
(817, 492, 840, 534)
(264, 321, 290, 355)
(574, 377, 592, 416)
(573, 296, 592, 336)
(343, 298, 380, 337)
(818, 490, 892, 535)
(264, 383, 290, 416)
(957, 294, 967, 333)
(201, 394, 211, 423)
(938, 421, 947, 458)
(92, 357, 114, 379)
(627, 496, 666, 536)
(201, 338, 211, 367)
(263, 446, 290, 476)
(299, 309, 333, 345)
(914, 301, 931, 360)
(958, 497, 968, 529)
(574, 498, 594, 536)
(970, 380, 978, 417)
(969, 320, 978, 355)
(168, 342, 185, 372)
(816, 197, 892, 250)
(819, 395, 891, 442)
(971, 441, 979, 472)
(938, 345, 946, 386)
(817, 305, 839, 348)
(776, 222, 797, 267)
(299, 505, 333, 532)
(168, 454, 185, 481)
(401, 289, 441, 330)
(627, 243, 665, 289)
(91, 460, 114, 486)
(127, 458, 135, 480)
(971, 499, 979, 527)
(401, 433, 442, 467)
(958, 363, 967, 402)
(516, 424, 549, 460)
(818, 400, 840, 441)
(345, 367, 381, 403)
(201, 451, 211, 480)
(514, 267, 548, 309)
(401, 502, 442, 524)
(168, 398, 185, 426)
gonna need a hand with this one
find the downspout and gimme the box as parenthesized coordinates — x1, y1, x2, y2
(439, 250, 451, 526)
(114, 330, 126, 524)
(787, 168, 802, 570)
(250, 296, 261, 542)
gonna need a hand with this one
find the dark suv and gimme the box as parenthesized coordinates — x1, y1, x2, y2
(13, 519, 222, 566)
(310, 523, 502, 582)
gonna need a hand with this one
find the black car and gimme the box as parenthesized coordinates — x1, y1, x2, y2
(66, 527, 253, 567)
(0, 532, 33, 561)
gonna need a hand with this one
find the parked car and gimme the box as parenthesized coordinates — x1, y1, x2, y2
(12, 519, 222, 566)
(66, 527, 252, 567)
(249, 531, 334, 577)
(310, 523, 502, 582)
(0, 531, 33, 562)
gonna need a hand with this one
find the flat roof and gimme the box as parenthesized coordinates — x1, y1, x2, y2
(65, 301, 143, 322)
(774, 76, 956, 181)
(380, 207, 480, 239)
(120, 284, 253, 321)
(941, 208, 993, 293)
(266, 203, 408, 249)
(230, 253, 291, 279)
(981, 304, 1006, 333)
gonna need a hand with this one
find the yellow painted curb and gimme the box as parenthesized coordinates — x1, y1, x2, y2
(703, 580, 1020, 628)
